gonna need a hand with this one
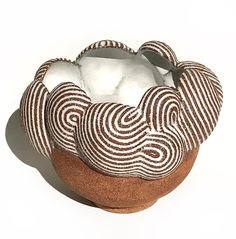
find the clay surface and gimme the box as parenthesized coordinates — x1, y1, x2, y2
(51, 146, 199, 213)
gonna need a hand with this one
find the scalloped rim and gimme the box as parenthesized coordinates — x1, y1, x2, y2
(19, 40, 223, 180)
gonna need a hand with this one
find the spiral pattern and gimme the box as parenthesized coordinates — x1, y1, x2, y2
(138, 41, 223, 151)
(76, 103, 148, 177)
(139, 86, 182, 130)
(75, 86, 184, 179)
(19, 39, 223, 180)
(46, 82, 91, 154)
(140, 131, 184, 178)
(20, 80, 52, 158)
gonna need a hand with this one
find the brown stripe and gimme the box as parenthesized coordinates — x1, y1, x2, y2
(34, 58, 73, 81)
(178, 74, 203, 144)
(184, 69, 211, 138)
(76, 40, 135, 61)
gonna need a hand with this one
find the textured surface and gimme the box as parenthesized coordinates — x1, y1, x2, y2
(138, 41, 223, 150)
(19, 39, 223, 180)
(20, 80, 52, 158)
(76, 86, 185, 179)
(47, 82, 91, 155)
(3, 2, 233, 236)
(76, 39, 135, 61)
(51, 146, 199, 211)
(177, 61, 223, 150)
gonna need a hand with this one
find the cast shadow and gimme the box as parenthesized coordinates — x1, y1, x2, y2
(5, 109, 95, 207)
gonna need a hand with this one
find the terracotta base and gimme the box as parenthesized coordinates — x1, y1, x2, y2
(95, 200, 157, 213)
(51, 147, 199, 213)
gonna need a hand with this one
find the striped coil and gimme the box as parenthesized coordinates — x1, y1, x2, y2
(138, 41, 223, 151)
(19, 40, 223, 180)
(76, 40, 135, 61)
(75, 86, 185, 179)
(139, 40, 178, 65)
(20, 80, 52, 158)
(46, 82, 91, 155)
(34, 58, 73, 82)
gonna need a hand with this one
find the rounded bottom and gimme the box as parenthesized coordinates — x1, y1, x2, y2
(51, 147, 199, 213)
(95, 200, 158, 213)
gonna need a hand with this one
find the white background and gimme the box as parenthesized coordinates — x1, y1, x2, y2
(1, 0, 236, 238)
